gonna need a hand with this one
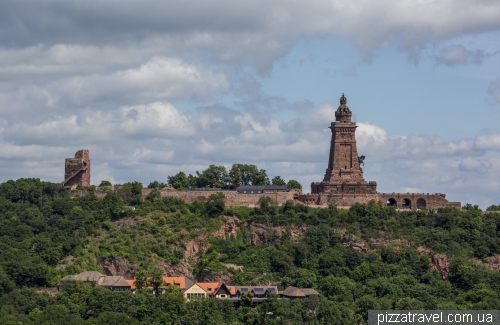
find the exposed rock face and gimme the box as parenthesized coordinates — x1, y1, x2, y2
(430, 254, 451, 279)
(332, 230, 453, 280)
(213, 216, 241, 239)
(487, 255, 500, 271)
(160, 261, 193, 278)
(417, 247, 450, 279)
(223, 217, 241, 238)
(249, 232, 262, 246)
(198, 268, 234, 285)
(370, 238, 411, 248)
(98, 258, 135, 278)
(184, 238, 205, 258)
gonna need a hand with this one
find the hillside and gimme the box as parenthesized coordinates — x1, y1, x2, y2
(1, 178, 500, 324)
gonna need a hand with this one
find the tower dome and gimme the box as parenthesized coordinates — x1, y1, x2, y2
(335, 93, 352, 123)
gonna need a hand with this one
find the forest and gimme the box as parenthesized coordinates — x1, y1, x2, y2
(1, 178, 500, 324)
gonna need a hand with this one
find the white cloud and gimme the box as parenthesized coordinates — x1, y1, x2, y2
(435, 44, 485, 66)
(458, 157, 493, 172)
(1, 101, 500, 207)
(0, 56, 230, 124)
(2, 1, 500, 70)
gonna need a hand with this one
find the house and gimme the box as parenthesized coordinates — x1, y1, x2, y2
(97, 276, 131, 291)
(197, 282, 235, 298)
(280, 286, 319, 299)
(233, 286, 278, 298)
(125, 276, 194, 295)
(125, 279, 136, 292)
(57, 271, 104, 290)
(162, 276, 193, 290)
(237, 185, 289, 194)
(183, 283, 207, 300)
(57, 271, 131, 292)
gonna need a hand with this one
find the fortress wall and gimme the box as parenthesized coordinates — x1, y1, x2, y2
(68, 189, 110, 198)
(70, 188, 459, 210)
(298, 193, 380, 207)
(378, 193, 461, 210)
(298, 192, 461, 210)
(141, 189, 296, 206)
(318, 193, 380, 206)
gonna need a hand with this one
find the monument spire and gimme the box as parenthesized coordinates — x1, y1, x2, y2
(311, 93, 377, 195)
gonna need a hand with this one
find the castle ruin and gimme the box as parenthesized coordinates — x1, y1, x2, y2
(62, 149, 90, 188)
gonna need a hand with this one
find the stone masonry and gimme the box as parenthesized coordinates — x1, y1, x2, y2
(141, 188, 299, 207)
(62, 150, 90, 188)
(299, 94, 460, 210)
(311, 93, 377, 196)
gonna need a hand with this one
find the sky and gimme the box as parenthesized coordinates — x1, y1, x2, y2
(1, 0, 500, 208)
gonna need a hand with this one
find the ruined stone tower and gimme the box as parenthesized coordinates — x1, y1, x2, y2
(311, 94, 377, 195)
(62, 150, 90, 188)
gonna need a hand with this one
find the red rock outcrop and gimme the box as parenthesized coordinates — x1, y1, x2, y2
(487, 255, 500, 271)
(98, 258, 135, 278)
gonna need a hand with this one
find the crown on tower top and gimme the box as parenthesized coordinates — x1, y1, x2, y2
(335, 93, 352, 123)
(340, 93, 347, 105)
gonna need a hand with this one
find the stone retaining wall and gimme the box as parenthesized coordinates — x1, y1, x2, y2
(144, 189, 297, 206)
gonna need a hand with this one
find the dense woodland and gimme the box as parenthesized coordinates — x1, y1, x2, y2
(1, 178, 500, 324)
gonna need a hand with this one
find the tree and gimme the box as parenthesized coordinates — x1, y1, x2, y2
(167, 171, 189, 190)
(486, 205, 500, 211)
(0, 267, 15, 296)
(148, 268, 164, 294)
(147, 181, 167, 190)
(99, 180, 112, 187)
(228, 164, 269, 186)
(92, 311, 140, 325)
(204, 192, 225, 217)
(195, 165, 228, 188)
(145, 189, 161, 202)
(292, 268, 317, 288)
(271, 176, 286, 186)
(463, 203, 481, 211)
(251, 168, 269, 186)
(116, 182, 143, 205)
(287, 179, 302, 190)
(228, 164, 243, 188)
(258, 196, 277, 215)
(34, 304, 85, 325)
(134, 269, 147, 290)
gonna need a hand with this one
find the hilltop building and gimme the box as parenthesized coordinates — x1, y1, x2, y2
(62, 149, 90, 188)
(298, 94, 460, 209)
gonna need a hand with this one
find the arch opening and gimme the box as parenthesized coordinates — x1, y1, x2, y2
(416, 198, 426, 209)
(387, 198, 397, 207)
(402, 198, 411, 209)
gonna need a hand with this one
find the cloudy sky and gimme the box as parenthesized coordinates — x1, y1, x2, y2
(1, 0, 500, 208)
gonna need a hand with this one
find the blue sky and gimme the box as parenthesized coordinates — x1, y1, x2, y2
(1, 0, 500, 208)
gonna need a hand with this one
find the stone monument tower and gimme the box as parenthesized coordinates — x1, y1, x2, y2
(62, 149, 91, 188)
(311, 94, 377, 195)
